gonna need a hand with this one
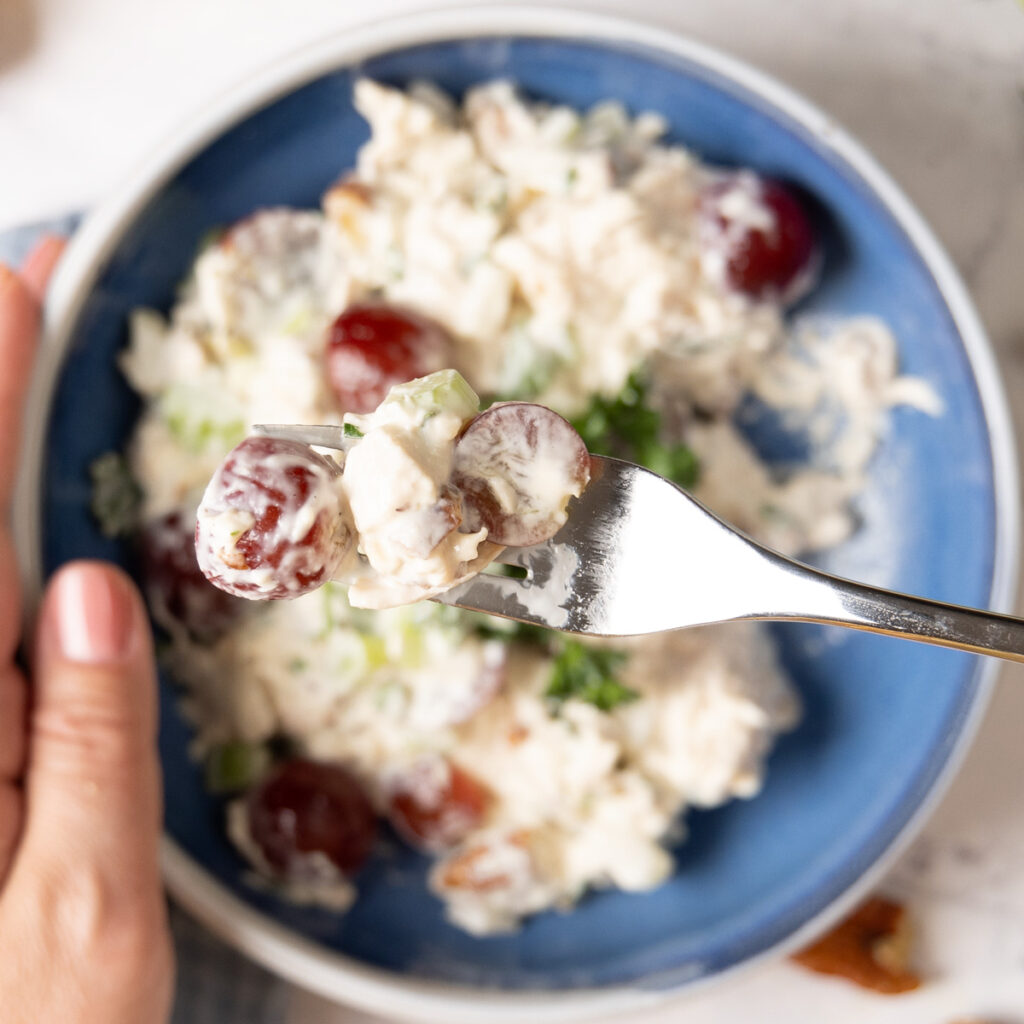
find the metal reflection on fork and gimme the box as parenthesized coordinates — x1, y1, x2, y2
(255, 424, 1024, 661)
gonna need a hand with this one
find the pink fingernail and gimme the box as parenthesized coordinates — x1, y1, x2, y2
(53, 564, 136, 663)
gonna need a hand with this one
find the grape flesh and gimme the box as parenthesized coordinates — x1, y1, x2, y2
(453, 402, 591, 546)
(196, 436, 352, 600)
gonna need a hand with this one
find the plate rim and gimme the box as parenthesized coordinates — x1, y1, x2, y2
(13, 5, 1020, 1021)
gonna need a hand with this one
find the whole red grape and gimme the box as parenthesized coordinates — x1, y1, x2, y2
(248, 758, 377, 877)
(700, 172, 818, 303)
(325, 304, 452, 414)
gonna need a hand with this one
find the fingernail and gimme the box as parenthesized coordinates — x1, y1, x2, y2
(0, 264, 15, 296)
(53, 564, 137, 663)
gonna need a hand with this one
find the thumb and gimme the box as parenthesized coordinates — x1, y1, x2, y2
(17, 561, 163, 901)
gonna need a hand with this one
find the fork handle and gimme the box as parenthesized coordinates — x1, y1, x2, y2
(759, 549, 1024, 663)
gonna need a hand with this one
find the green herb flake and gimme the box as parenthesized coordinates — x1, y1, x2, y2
(343, 423, 364, 438)
(204, 740, 270, 794)
(89, 451, 142, 538)
(545, 640, 638, 712)
(570, 370, 700, 489)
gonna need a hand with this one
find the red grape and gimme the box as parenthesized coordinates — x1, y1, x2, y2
(453, 402, 591, 546)
(389, 760, 490, 852)
(141, 511, 240, 642)
(324, 304, 452, 414)
(196, 436, 353, 600)
(247, 758, 377, 878)
(699, 172, 818, 303)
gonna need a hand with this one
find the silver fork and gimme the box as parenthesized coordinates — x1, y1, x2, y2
(256, 425, 1024, 660)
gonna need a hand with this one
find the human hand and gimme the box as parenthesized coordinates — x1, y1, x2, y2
(0, 239, 174, 1023)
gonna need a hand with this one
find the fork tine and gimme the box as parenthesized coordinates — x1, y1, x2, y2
(433, 572, 565, 629)
(253, 424, 348, 450)
(490, 546, 533, 569)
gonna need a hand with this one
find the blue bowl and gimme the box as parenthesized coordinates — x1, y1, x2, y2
(17, 9, 1017, 1020)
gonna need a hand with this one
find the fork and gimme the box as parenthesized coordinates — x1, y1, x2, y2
(256, 425, 1024, 659)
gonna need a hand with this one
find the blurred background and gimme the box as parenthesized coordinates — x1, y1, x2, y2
(2, 1, 1023, 1021)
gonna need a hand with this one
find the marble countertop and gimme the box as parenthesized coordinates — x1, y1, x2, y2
(3, 1, 1024, 1021)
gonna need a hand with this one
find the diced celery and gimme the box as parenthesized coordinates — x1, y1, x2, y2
(204, 740, 270, 794)
(492, 324, 562, 401)
(348, 369, 479, 431)
(282, 307, 314, 336)
(360, 633, 389, 671)
(160, 382, 246, 453)
(397, 622, 425, 668)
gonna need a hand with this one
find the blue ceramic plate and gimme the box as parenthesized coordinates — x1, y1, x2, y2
(15, 8, 1018, 1021)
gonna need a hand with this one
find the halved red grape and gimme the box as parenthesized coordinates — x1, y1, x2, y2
(389, 760, 490, 852)
(453, 402, 591, 547)
(196, 436, 353, 600)
(248, 758, 377, 877)
(699, 172, 818, 303)
(141, 511, 240, 642)
(325, 304, 453, 414)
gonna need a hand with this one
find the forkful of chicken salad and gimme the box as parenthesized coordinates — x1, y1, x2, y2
(196, 369, 1024, 663)
(195, 369, 590, 610)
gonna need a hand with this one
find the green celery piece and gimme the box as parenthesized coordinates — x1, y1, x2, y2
(204, 740, 270, 794)
(387, 368, 479, 423)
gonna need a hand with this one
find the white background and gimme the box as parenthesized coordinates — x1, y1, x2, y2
(3, 1, 1024, 1021)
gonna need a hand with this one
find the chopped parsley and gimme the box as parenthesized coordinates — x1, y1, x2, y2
(89, 451, 141, 538)
(571, 370, 700, 489)
(546, 641, 639, 712)
(473, 614, 636, 714)
(343, 422, 364, 438)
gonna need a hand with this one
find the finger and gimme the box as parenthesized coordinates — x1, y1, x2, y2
(17, 562, 162, 907)
(0, 663, 27, 780)
(0, 530, 21, 666)
(19, 235, 65, 302)
(0, 780, 23, 888)
(0, 265, 40, 510)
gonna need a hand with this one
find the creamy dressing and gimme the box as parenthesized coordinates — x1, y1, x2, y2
(339, 372, 493, 607)
(117, 79, 938, 935)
